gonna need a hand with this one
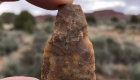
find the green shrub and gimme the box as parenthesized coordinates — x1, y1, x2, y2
(0, 12, 16, 24)
(123, 41, 140, 64)
(21, 50, 35, 65)
(106, 38, 123, 63)
(0, 33, 18, 56)
(128, 63, 140, 80)
(86, 15, 96, 25)
(129, 15, 140, 23)
(111, 17, 119, 22)
(20, 50, 43, 79)
(14, 11, 36, 33)
(32, 30, 48, 53)
(1, 51, 43, 79)
(45, 17, 54, 22)
(119, 72, 127, 79)
(0, 19, 3, 29)
(45, 22, 54, 34)
(91, 37, 123, 63)
(92, 36, 140, 65)
(1, 59, 21, 77)
(27, 54, 43, 79)
(95, 62, 102, 73)
(130, 25, 137, 30)
(115, 25, 125, 31)
(91, 37, 109, 63)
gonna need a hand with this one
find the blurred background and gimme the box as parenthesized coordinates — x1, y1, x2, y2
(0, 0, 140, 80)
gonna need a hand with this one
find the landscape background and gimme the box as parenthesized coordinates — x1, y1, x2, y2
(1, 0, 140, 80)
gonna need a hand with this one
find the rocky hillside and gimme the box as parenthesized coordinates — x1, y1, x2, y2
(35, 10, 134, 21)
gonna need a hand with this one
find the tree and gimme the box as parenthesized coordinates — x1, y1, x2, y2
(24, 20, 34, 33)
(86, 15, 96, 24)
(14, 11, 36, 33)
(111, 17, 119, 22)
(130, 15, 140, 23)
(0, 12, 16, 24)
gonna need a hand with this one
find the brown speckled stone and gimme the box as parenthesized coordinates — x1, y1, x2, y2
(41, 4, 96, 80)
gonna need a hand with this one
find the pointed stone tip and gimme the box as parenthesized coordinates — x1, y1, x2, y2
(57, 4, 86, 22)
(52, 4, 88, 43)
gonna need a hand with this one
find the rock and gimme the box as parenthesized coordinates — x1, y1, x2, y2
(41, 4, 96, 80)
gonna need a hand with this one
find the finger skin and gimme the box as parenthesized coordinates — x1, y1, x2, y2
(0, 0, 18, 1)
(0, 0, 18, 3)
(0, 0, 73, 10)
(0, 77, 39, 80)
(26, 0, 74, 10)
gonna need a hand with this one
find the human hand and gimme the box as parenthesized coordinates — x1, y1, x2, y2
(0, 77, 39, 80)
(0, 0, 74, 10)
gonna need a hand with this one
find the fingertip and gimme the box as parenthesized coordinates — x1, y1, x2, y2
(51, 0, 74, 10)
(54, 0, 74, 5)
(26, 0, 74, 10)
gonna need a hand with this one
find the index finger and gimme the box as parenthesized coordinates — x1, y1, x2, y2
(26, 0, 74, 10)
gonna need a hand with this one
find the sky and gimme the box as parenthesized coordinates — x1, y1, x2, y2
(0, 0, 140, 16)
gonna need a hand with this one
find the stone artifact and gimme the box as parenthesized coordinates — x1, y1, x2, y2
(41, 4, 96, 80)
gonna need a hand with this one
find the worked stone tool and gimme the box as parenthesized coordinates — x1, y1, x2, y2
(41, 4, 96, 80)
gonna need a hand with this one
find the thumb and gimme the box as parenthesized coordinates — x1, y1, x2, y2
(0, 0, 18, 1)
(0, 77, 39, 80)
